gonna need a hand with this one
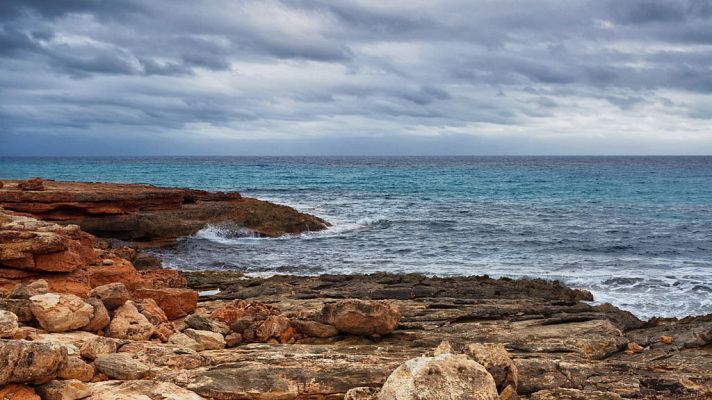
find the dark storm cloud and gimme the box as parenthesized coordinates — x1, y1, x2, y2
(1, 0, 712, 155)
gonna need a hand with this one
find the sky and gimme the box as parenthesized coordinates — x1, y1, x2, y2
(1, 0, 712, 156)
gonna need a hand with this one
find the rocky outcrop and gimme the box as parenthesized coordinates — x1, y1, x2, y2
(318, 299, 401, 336)
(0, 179, 329, 243)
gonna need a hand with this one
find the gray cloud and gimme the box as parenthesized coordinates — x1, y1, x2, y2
(1, 0, 712, 155)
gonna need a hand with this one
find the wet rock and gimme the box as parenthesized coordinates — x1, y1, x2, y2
(464, 343, 518, 396)
(79, 337, 118, 360)
(82, 297, 110, 332)
(0, 299, 33, 322)
(0, 309, 19, 338)
(36, 379, 91, 400)
(134, 298, 169, 325)
(318, 299, 401, 336)
(94, 353, 150, 380)
(0, 339, 68, 385)
(59, 356, 95, 382)
(0, 384, 40, 400)
(184, 328, 225, 350)
(105, 301, 154, 341)
(133, 288, 198, 320)
(378, 353, 498, 400)
(185, 313, 230, 335)
(87, 380, 205, 400)
(87, 283, 130, 311)
(9, 279, 49, 299)
(291, 319, 339, 338)
(29, 293, 93, 333)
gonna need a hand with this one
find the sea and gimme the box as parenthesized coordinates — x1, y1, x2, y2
(1, 156, 711, 320)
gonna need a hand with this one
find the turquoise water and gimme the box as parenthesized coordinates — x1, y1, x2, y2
(1, 156, 711, 318)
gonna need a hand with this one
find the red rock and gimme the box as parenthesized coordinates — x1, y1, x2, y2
(133, 288, 198, 320)
(17, 178, 45, 191)
(211, 300, 280, 325)
(139, 269, 187, 289)
(0, 384, 41, 400)
(660, 335, 673, 345)
(318, 299, 401, 336)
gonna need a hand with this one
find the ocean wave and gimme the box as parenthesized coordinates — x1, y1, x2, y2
(194, 224, 261, 245)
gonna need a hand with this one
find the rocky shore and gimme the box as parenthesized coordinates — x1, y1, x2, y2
(0, 178, 710, 399)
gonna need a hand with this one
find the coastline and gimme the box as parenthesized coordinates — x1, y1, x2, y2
(0, 178, 710, 399)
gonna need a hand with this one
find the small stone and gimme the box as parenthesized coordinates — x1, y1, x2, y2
(105, 301, 154, 341)
(185, 313, 230, 335)
(0, 299, 33, 322)
(660, 335, 673, 345)
(58, 356, 95, 382)
(94, 353, 150, 380)
(290, 319, 339, 338)
(184, 328, 225, 350)
(318, 299, 401, 336)
(82, 297, 110, 332)
(36, 379, 91, 400)
(625, 342, 644, 354)
(224, 332, 242, 347)
(0, 309, 19, 338)
(79, 337, 118, 360)
(87, 283, 130, 311)
(29, 293, 94, 333)
(101, 259, 114, 266)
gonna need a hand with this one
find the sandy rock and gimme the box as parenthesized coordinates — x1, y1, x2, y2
(87, 283, 129, 311)
(168, 332, 202, 351)
(319, 299, 401, 336)
(94, 353, 150, 380)
(346, 387, 381, 400)
(29, 293, 93, 333)
(134, 298, 169, 325)
(0, 309, 19, 338)
(133, 288, 198, 320)
(0, 384, 41, 400)
(464, 343, 518, 396)
(36, 379, 91, 400)
(79, 337, 118, 360)
(184, 328, 225, 350)
(59, 356, 95, 382)
(378, 353, 498, 400)
(291, 319, 339, 338)
(9, 279, 49, 299)
(87, 380, 205, 400)
(185, 313, 230, 335)
(105, 301, 154, 341)
(0, 299, 33, 322)
(530, 388, 624, 399)
(0, 339, 68, 385)
(82, 297, 110, 332)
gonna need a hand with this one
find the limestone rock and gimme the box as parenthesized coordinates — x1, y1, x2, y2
(153, 322, 176, 342)
(0, 299, 33, 322)
(82, 297, 110, 332)
(36, 379, 91, 400)
(378, 353, 498, 400)
(105, 301, 154, 341)
(224, 332, 242, 347)
(211, 299, 280, 325)
(134, 298, 169, 325)
(0, 384, 41, 400)
(346, 387, 381, 400)
(318, 299, 401, 336)
(94, 353, 150, 380)
(530, 388, 624, 399)
(291, 319, 339, 338)
(58, 356, 95, 382)
(0, 339, 68, 385)
(254, 315, 292, 342)
(184, 328, 225, 350)
(87, 283, 129, 311)
(464, 343, 518, 395)
(0, 309, 19, 338)
(29, 293, 93, 333)
(133, 288, 198, 320)
(9, 279, 49, 299)
(87, 380, 205, 400)
(185, 313, 230, 335)
(79, 337, 118, 360)
(168, 332, 202, 351)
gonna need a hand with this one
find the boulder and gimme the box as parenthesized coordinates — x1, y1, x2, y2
(254, 315, 292, 343)
(9, 279, 49, 299)
(0, 309, 19, 338)
(82, 297, 110, 332)
(36, 379, 91, 400)
(211, 299, 280, 325)
(184, 328, 225, 350)
(133, 288, 198, 320)
(168, 332, 202, 351)
(58, 356, 95, 382)
(87, 380, 205, 400)
(134, 298, 169, 325)
(318, 299, 400, 336)
(0, 384, 41, 400)
(185, 313, 230, 335)
(94, 353, 150, 380)
(87, 283, 130, 311)
(0, 340, 68, 385)
(29, 293, 93, 333)
(224, 332, 242, 347)
(464, 343, 518, 396)
(105, 301, 154, 341)
(79, 337, 118, 360)
(291, 319, 339, 338)
(378, 353, 498, 400)
(0, 299, 33, 322)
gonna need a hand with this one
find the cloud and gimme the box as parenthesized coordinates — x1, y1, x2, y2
(1, 0, 712, 155)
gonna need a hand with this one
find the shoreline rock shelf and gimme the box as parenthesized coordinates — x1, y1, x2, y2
(0, 179, 710, 399)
